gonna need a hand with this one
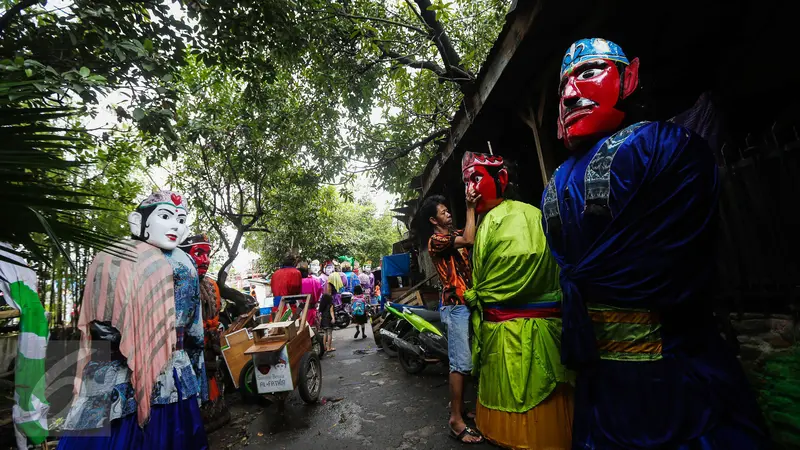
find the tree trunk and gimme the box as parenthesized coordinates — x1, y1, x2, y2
(48, 251, 56, 327)
(216, 226, 246, 288)
(414, 0, 461, 68)
(57, 260, 64, 326)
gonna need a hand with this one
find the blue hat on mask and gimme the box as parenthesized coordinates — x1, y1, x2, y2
(561, 38, 629, 79)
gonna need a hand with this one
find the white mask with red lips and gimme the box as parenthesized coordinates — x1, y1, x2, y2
(127, 191, 190, 251)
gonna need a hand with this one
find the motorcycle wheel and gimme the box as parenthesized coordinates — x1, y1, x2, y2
(335, 312, 350, 329)
(398, 330, 427, 375)
(380, 320, 400, 358)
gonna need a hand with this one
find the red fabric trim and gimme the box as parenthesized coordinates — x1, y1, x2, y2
(484, 307, 561, 322)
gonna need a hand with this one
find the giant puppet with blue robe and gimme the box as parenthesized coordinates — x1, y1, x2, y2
(542, 38, 770, 449)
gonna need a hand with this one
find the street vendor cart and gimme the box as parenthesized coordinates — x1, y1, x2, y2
(236, 294, 322, 406)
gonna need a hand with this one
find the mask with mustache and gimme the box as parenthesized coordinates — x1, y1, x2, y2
(557, 38, 640, 150)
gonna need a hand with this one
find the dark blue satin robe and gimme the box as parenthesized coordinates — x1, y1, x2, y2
(541, 121, 770, 449)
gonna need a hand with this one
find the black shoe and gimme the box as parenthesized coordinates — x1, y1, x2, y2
(354, 329, 360, 339)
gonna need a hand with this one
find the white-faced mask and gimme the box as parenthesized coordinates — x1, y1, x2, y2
(128, 190, 190, 251)
(129, 205, 188, 251)
(324, 265, 334, 276)
(363, 265, 371, 273)
(310, 260, 321, 275)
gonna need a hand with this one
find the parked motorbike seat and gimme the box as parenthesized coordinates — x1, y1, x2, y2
(410, 308, 441, 323)
(390, 302, 425, 310)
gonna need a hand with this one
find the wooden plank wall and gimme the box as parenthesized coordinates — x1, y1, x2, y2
(715, 116, 800, 315)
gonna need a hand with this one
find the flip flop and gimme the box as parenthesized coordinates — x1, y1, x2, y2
(449, 426, 484, 445)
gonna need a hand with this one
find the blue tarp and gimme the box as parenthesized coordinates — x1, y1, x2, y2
(381, 253, 410, 297)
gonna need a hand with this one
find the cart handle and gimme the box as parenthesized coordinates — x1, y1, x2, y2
(273, 294, 312, 330)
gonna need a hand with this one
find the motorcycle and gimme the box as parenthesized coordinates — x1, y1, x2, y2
(381, 304, 447, 374)
(376, 302, 422, 357)
(334, 293, 352, 329)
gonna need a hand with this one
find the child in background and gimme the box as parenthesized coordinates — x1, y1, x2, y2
(319, 293, 335, 352)
(352, 285, 368, 339)
(373, 282, 382, 314)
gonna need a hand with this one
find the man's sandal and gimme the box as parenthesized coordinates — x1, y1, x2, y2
(449, 426, 484, 444)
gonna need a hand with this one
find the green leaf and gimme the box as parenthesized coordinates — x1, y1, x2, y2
(24, 69, 33, 77)
(79, 66, 90, 77)
(161, 73, 173, 82)
(28, 207, 77, 273)
(132, 108, 145, 121)
(143, 39, 154, 52)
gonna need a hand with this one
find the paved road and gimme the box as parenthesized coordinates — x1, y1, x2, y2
(209, 325, 490, 450)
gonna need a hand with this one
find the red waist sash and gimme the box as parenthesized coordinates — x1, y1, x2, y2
(484, 307, 561, 323)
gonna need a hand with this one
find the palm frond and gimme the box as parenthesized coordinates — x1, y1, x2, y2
(0, 79, 129, 266)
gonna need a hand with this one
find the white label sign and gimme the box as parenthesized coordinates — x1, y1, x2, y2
(254, 347, 294, 394)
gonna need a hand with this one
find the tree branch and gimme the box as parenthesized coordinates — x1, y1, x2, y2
(350, 128, 448, 174)
(380, 49, 445, 75)
(411, 0, 475, 84)
(314, 10, 427, 35)
(0, 0, 38, 33)
(403, 0, 428, 27)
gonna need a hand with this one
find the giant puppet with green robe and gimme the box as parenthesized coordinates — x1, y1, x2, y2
(461, 151, 574, 450)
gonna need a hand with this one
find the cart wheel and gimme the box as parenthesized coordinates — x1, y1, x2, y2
(298, 352, 322, 404)
(239, 360, 266, 405)
(312, 333, 326, 359)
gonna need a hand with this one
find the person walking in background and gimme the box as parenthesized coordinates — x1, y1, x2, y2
(340, 261, 359, 315)
(415, 189, 483, 444)
(461, 152, 573, 449)
(270, 253, 302, 312)
(320, 261, 334, 299)
(318, 293, 335, 352)
(297, 261, 323, 328)
(342, 261, 360, 294)
(351, 285, 368, 339)
(333, 261, 345, 306)
(359, 261, 377, 314)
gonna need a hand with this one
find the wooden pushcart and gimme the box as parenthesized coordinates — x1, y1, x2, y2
(236, 294, 322, 406)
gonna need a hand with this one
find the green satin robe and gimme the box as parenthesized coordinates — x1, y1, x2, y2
(465, 200, 573, 413)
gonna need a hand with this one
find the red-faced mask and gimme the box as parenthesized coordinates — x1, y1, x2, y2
(188, 243, 211, 277)
(557, 40, 640, 150)
(461, 152, 508, 214)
